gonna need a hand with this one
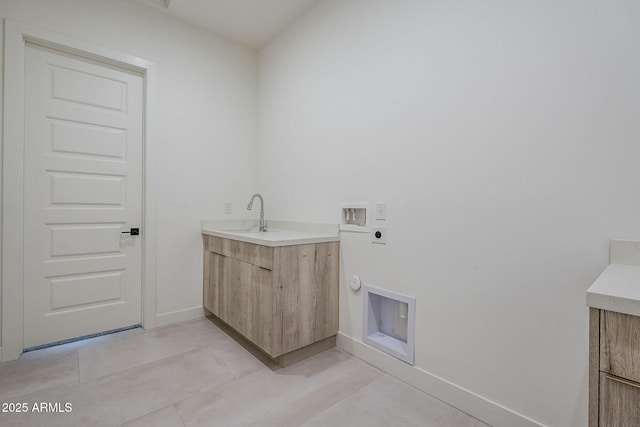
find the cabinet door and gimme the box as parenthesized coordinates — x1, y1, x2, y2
(218, 256, 250, 336)
(273, 242, 339, 356)
(203, 251, 219, 316)
(245, 264, 273, 355)
(601, 310, 640, 383)
(216, 256, 274, 354)
(600, 373, 640, 426)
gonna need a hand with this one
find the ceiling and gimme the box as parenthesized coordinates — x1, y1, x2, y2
(140, 0, 320, 48)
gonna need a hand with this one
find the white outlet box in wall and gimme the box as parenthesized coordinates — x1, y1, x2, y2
(363, 285, 415, 365)
(339, 202, 370, 232)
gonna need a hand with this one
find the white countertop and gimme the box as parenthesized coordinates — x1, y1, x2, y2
(586, 240, 640, 316)
(201, 219, 340, 247)
(587, 264, 640, 317)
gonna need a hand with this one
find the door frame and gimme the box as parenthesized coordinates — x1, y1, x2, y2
(2, 19, 158, 361)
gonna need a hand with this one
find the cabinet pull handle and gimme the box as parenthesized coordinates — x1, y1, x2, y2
(605, 374, 640, 389)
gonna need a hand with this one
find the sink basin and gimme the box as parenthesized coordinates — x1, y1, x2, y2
(223, 228, 267, 234)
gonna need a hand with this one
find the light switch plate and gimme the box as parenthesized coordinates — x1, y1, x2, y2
(375, 202, 387, 220)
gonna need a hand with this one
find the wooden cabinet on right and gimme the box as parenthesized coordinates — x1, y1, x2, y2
(590, 309, 640, 426)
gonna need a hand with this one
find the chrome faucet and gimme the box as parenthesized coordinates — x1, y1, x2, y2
(247, 193, 266, 232)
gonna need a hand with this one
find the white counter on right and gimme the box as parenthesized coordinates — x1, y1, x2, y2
(586, 239, 640, 317)
(587, 263, 640, 317)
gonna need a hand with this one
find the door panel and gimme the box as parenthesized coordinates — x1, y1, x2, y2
(50, 225, 123, 256)
(51, 65, 127, 112)
(50, 120, 126, 159)
(49, 271, 124, 309)
(23, 43, 143, 348)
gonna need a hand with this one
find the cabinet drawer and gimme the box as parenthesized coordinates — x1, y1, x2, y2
(600, 373, 640, 426)
(600, 310, 640, 383)
(204, 235, 273, 270)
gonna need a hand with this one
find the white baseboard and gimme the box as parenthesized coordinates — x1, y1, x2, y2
(336, 333, 543, 427)
(154, 306, 205, 328)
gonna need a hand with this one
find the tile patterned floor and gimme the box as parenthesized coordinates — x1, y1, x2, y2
(0, 318, 489, 426)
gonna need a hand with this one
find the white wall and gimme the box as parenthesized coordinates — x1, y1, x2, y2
(0, 0, 258, 336)
(2, 0, 639, 423)
(258, 0, 640, 425)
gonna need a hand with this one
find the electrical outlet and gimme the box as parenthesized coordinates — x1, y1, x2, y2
(371, 226, 387, 244)
(224, 202, 232, 214)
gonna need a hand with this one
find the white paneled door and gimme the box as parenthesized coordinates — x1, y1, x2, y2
(23, 43, 144, 348)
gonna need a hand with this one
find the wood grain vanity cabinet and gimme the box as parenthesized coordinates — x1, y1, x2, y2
(202, 235, 339, 365)
(589, 308, 640, 426)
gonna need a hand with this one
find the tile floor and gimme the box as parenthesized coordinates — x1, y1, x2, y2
(0, 318, 489, 427)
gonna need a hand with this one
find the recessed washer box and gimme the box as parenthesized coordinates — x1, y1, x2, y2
(363, 285, 415, 365)
(339, 202, 370, 232)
